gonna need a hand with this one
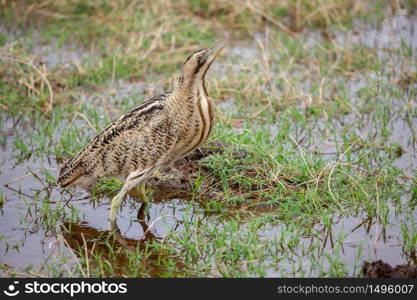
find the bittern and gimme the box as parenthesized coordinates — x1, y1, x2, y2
(57, 41, 228, 231)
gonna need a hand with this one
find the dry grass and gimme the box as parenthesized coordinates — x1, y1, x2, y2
(0, 0, 416, 278)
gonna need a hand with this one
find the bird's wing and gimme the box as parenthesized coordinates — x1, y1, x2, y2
(57, 93, 176, 187)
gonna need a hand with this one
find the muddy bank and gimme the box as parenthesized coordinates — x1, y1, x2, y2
(363, 260, 417, 278)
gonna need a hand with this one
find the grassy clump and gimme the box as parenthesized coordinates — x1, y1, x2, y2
(0, 0, 416, 278)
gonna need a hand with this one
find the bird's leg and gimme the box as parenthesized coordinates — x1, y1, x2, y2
(137, 183, 148, 203)
(109, 189, 129, 232)
(109, 167, 153, 232)
(137, 183, 153, 218)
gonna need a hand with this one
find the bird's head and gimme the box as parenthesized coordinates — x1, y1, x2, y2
(177, 40, 228, 88)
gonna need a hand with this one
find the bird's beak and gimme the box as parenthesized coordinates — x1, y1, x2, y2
(204, 40, 229, 62)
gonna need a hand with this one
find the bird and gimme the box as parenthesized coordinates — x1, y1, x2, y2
(57, 40, 228, 231)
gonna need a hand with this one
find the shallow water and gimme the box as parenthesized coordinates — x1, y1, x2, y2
(260, 209, 417, 276)
(0, 108, 415, 276)
(1, 15, 417, 277)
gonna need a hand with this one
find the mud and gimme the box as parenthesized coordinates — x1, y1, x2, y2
(1, 15, 417, 277)
(363, 260, 417, 278)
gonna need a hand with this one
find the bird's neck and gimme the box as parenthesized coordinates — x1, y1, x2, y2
(173, 76, 208, 103)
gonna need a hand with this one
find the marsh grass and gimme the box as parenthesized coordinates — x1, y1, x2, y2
(0, 0, 416, 277)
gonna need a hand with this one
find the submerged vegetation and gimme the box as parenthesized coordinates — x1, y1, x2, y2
(0, 0, 416, 277)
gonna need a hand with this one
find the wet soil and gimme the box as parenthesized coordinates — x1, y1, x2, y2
(1, 15, 417, 277)
(363, 260, 417, 278)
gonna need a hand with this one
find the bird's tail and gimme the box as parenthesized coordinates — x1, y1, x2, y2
(57, 161, 85, 188)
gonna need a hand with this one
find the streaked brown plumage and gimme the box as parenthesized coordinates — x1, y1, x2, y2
(57, 41, 228, 230)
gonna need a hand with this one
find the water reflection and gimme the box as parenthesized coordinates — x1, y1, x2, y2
(61, 202, 183, 277)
